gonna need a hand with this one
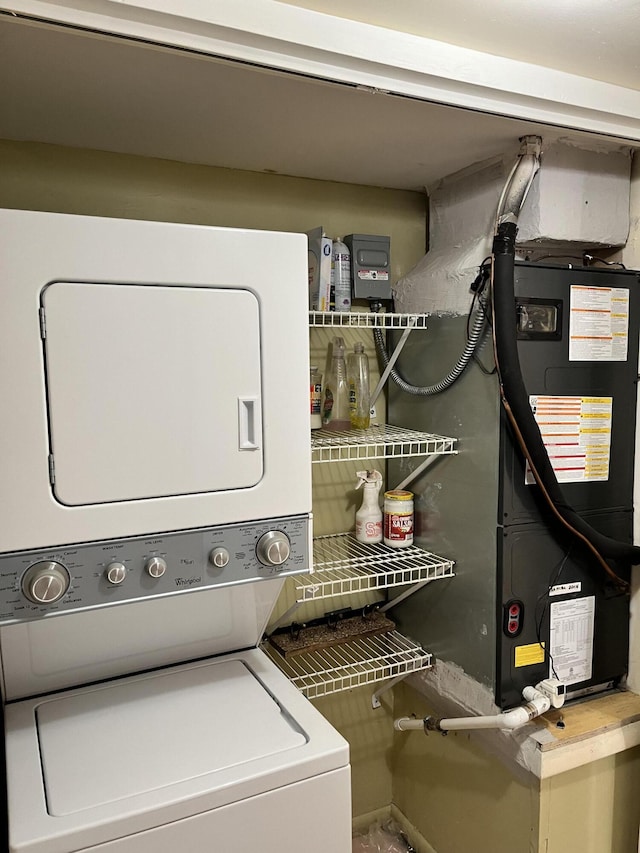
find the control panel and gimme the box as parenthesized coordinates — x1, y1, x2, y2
(0, 515, 310, 624)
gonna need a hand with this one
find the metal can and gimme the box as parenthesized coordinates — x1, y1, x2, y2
(383, 490, 414, 548)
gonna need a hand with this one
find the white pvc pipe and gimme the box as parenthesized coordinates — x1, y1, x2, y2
(441, 706, 532, 731)
(394, 688, 551, 733)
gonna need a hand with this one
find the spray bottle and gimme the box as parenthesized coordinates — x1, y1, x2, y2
(355, 469, 383, 544)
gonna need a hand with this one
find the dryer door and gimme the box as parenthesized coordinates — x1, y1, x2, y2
(42, 281, 262, 505)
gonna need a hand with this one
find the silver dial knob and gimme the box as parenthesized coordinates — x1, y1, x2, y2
(22, 561, 70, 605)
(145, 556, 167, 578)
(209, 547, 230, 569)
(256, 531, 291, 567)
(106, 561, 127, 585)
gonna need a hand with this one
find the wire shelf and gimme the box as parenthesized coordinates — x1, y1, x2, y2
(295, 534, 454, 601)
(311, 424, 457, 463)
(309, 311, 429, 329)
(264, 630, 432, 699)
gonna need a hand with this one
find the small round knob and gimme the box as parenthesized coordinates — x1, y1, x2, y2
(22, 561, 70, 605)
(106, 561, 127, 585)
(209, 548, 230, 569)
(145, 556, 167, 578)
(256, 531, 291, 567)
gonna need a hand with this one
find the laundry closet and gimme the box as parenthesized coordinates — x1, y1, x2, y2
(2, 3, 640, 853)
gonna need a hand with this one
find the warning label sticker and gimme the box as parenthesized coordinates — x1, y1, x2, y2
(527, 395, 613, 484)
(357, 270, 389, 280)
(569, 285, 629, 361)
(549, 596, 595, 686)
(514, 642, 546, 668)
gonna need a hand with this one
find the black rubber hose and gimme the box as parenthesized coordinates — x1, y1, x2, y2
(492, 222, 640, 569)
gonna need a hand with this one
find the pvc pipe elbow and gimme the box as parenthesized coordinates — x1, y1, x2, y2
(522, 686, 551, 717)
(394, 717, 425, 732)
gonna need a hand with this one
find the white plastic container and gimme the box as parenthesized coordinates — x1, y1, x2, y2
(383, 490, 414, 548)
(331, 238, 351, 313)
(310, 366, 323, 429)
(355, 469, 383, 543)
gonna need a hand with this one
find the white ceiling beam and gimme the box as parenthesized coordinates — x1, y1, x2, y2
(4, 0, 640, 142)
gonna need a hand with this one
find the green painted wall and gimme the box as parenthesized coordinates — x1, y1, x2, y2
(0, 139, 426, 267)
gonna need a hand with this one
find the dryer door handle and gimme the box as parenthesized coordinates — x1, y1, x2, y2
(238, 397, 261, 450)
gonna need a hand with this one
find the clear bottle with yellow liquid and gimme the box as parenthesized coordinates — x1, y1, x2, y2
(347, 341, 370, 430)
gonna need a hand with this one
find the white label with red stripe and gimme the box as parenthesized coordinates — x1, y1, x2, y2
(569, 284, 629, 361)
(526, 395, 612, 484)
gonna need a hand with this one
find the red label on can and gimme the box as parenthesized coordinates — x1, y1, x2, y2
(384, 510, 414, 543)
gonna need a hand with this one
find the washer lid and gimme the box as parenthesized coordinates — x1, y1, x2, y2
(36, 659, 307, 816)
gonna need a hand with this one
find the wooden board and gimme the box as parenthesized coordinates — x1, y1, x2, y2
(268, 611, 395, 658)
(537, 690, 640, 750)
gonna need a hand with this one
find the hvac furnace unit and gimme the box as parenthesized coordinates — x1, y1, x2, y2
(389, 262, 640, 708)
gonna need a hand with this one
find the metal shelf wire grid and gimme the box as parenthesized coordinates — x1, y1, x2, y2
(309, 311, 429, 329)
(311, 424, 456, 463)
(264, 631, 432, 699)
(296, 534, 454, 601)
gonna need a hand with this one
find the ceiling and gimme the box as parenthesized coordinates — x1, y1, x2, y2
(0, 13, 634, 191)
(279, 0, 640, 90)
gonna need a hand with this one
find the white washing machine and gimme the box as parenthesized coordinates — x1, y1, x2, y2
(1, 574, 351, 853)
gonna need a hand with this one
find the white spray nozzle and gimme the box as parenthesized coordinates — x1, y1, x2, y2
(355, 469, 383, 490)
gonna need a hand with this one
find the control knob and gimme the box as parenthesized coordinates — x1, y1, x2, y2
(22, 561, 71, 605)
(209, 547, 230, 569)
(256, 531, 291, 567)
(145, 556, 167, 578)
(105, 561, 127, 585)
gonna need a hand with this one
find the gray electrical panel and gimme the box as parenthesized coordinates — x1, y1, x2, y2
(343, 234, 391, 301)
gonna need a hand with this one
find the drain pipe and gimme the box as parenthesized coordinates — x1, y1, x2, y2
(394, 680, 565, 734)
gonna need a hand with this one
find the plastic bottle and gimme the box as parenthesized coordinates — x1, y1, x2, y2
(310, 366, 323, 429)
(322, 337, 351, 431)
(347, 341, 371, 429)
(331, 238, 351, 313)
(355, 469, 383, 543)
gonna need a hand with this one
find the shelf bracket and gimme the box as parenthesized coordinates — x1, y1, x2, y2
(393, 453, 440, 492)
(265, 600, 305, 636)
(379, 578, 433, 613)
(369, 316, 417, 408)
(371, 674, 410, 709)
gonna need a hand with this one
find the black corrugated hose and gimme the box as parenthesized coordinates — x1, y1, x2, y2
(491, 222, 639, 587)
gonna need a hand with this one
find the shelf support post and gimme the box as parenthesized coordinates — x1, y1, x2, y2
(369, 316, 417, 408)
(379, 578, 433, 613)
(371, 674, 410, 709)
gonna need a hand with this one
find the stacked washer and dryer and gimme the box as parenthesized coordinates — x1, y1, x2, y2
(0, 209, 351, 853)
